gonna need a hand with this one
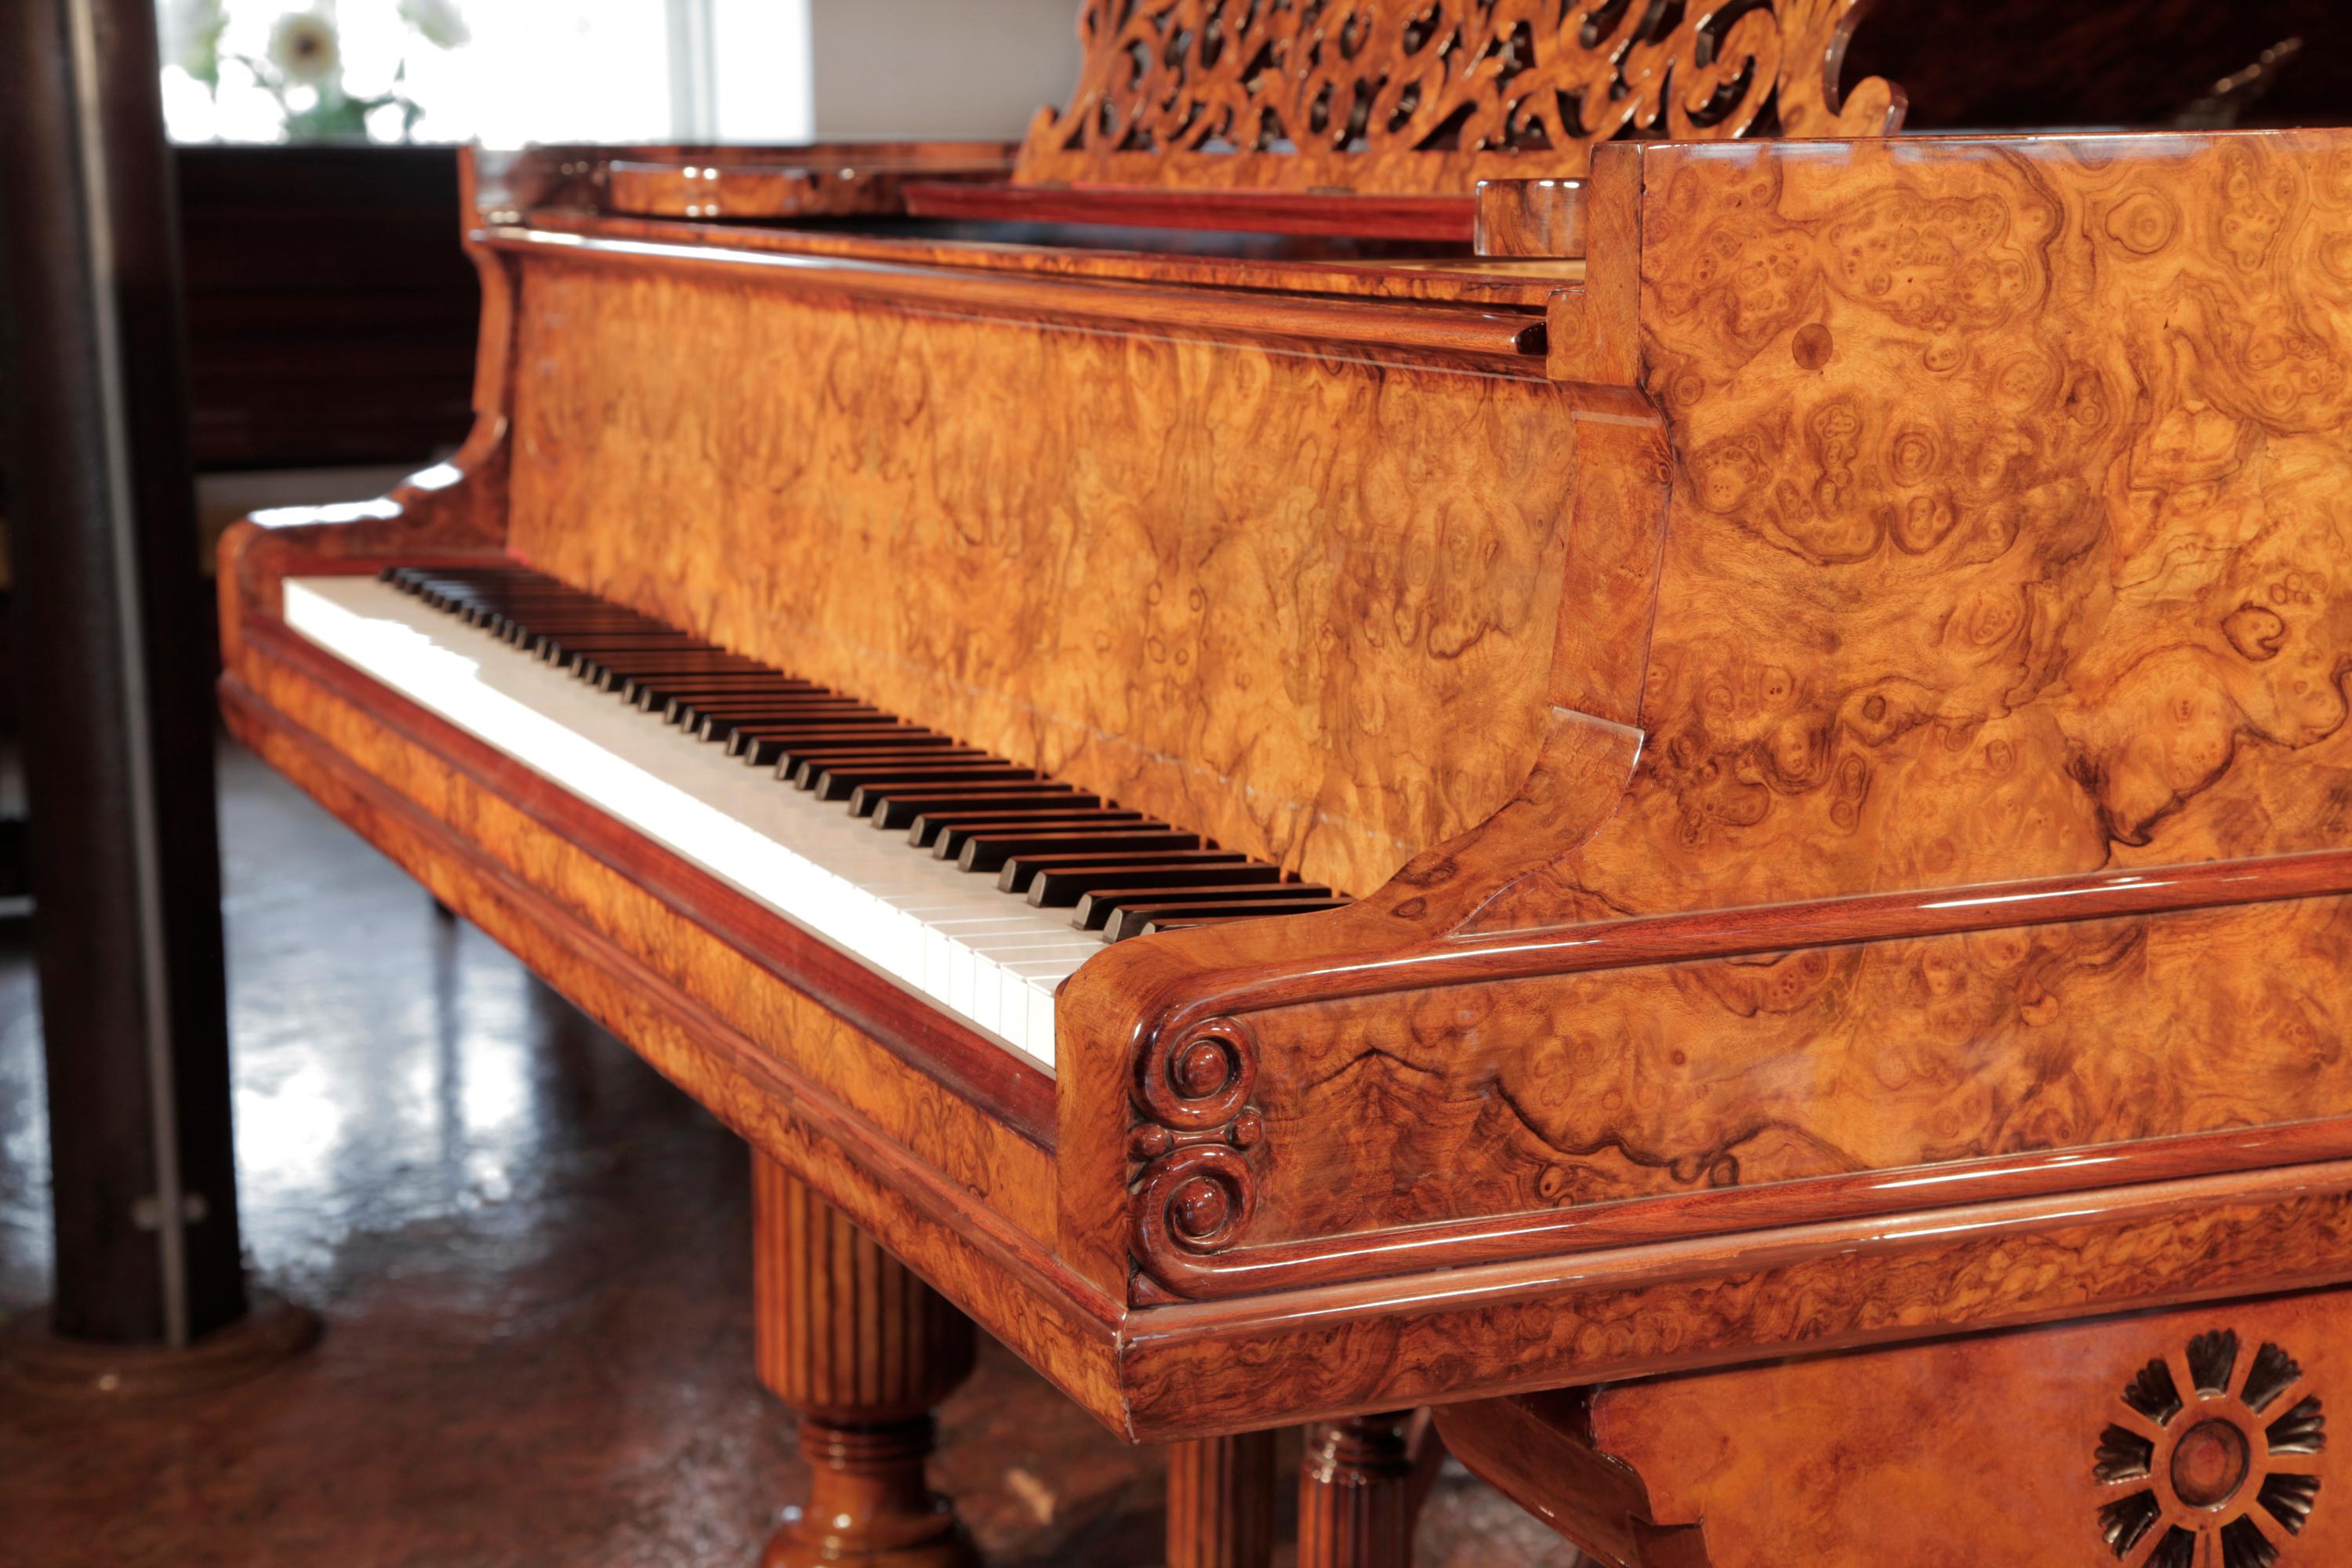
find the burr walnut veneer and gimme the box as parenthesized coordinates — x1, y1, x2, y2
(220, 88, 2352, 1568)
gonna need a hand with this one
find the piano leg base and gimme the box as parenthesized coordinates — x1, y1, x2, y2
(753, 1152, 979, 1568)
(1167, 1430, 1278, 1568)
(762, 1415, 978, 1568)
(1297, 1413, 1417, 1568)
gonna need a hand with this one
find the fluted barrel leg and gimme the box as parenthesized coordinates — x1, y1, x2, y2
(753, 1152, 979, 1568)
(1167, 1430, 1276, 1568)
(1298, 1413, 1416, 1568)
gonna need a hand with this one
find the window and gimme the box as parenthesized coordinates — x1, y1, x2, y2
(157, 0, 814, 145)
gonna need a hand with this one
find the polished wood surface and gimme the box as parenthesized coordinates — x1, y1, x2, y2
(492, 240, 1557, 905)
(601, 143, 1010, 222)
(1166, 1430, 1276, 1568)
(219, 105, 2352, 1568)
(1017, 0, 1902, 192)
(1297, 1414, 1416, 1568)
(1056, 127, 2352, 1319)
(1473, 180, 1587, 260)
(753, 1154, 978, 1568)
(899, 181, 1478, 242)
(1442, 1285, 2351, 1567)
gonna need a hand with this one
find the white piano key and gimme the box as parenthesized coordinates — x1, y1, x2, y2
(282, 575, 1087, 1073)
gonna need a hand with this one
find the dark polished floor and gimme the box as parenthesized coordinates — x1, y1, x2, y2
(0, 742, 1570, 1567)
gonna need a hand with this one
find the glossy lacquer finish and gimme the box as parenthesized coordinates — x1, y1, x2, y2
(1059, 130, 2352, 1336)
(220, 114, 2352, 1524)
(1017, 0, 1900, 191)
(1440, 1286, 2352, 1567)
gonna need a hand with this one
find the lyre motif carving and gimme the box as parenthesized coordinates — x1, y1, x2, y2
(2096, 1330, 2325, 1566)
(1130, 1016, 1264, 1294)
(1018, 0, 1907, 192)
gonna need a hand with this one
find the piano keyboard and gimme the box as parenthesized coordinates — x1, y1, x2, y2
(281, 566, 1342, 1069)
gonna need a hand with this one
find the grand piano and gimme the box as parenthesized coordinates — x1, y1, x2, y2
(218, 2, 2352, 1564)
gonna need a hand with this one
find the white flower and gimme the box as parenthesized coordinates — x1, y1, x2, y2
(267, 11, 341, 87)
(397, 0, 470, 50)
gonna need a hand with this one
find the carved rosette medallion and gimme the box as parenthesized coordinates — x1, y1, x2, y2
(2096, 1330, 2325, 1566)
(1018, 0, 1907, 192)
(1130, 1015, 1264, 1290)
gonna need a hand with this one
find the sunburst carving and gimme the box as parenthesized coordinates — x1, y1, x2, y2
(2096, 1330, 2326, 1568)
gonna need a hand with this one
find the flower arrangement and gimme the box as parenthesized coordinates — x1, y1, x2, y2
(163, 0, 470, 142)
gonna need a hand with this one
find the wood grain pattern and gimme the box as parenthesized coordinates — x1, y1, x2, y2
(1443, 1285, 2352, 1567)
(899, 180, 1476, 243)
(1017, 0, 1903, 193)
(1473, 179, 1587, 260)
(499, 248, 1566, 901)
(1166, 1430, 1276, 1568)
(1060, 128, 2352, 1305)
(1536, 129, 2352, 921)
(604, 143, 1009, 222)
(216, 135, 2352, 1482)
(753, 1152, 979, 1568)
(481, 228, 1548, 365)
(1116, 1160, 2352, 1439)
(1297, 1414, 1415, 1568)
(508, 201, 1573, 310)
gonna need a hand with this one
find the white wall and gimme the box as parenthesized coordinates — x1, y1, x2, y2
(808, 0, 1080, 141)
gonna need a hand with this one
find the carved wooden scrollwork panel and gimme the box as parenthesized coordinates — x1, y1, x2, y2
(1016, 0, 1906, 192)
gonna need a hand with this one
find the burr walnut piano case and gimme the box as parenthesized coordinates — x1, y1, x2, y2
(217, 5, 2352, 1563)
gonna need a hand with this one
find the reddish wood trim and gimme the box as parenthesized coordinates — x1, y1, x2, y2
(903, 180, 1477, 243)
(238, 604, 1058, 1149)
(1123, 1115, 2352, 1300)
(1114, 1158, 2352, 1439)
(514, 204, 1563, 308)
(477, 228, 1547, 369)
(1159, 846, 2352, 1035)
(608, 158, 1006, 222)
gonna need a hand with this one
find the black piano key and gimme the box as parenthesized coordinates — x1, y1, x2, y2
(848, 786, 1093, 824)
(1025, 860, 1287, 908)
(670, 689, 865, 717)
(1106, 897, 1348, 943)
(570, 655, 743, 688)
(388, 561, 1330, 953)
(593, 654, 779, 678)
(691, 703, 891, 739)
(926, 811, 1149, 857)
(631, 673, 826, 708)
(1074, 880, 1330, 931)
(824, 763, 1042, 806)
(904, 807, 1144, 851)
(958, 829, 1202, 876)
(704, 706, 893, 745)
(772, 739, 976, 779)
(734, 728, 955, 771)
(994, 848, 1247, 897)
(553, 640, 729, 670)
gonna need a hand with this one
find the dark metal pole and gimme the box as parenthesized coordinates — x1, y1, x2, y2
(0, 0, 246, 1345)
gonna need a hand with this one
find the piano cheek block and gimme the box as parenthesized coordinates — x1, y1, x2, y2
(239, 110, 2352, 1568)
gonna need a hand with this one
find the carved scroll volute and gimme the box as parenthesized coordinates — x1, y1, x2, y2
(1772, 0, 1906, 136)
(1017, 0, 1907, 194)
(1129, 1016, 1264, 1293)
